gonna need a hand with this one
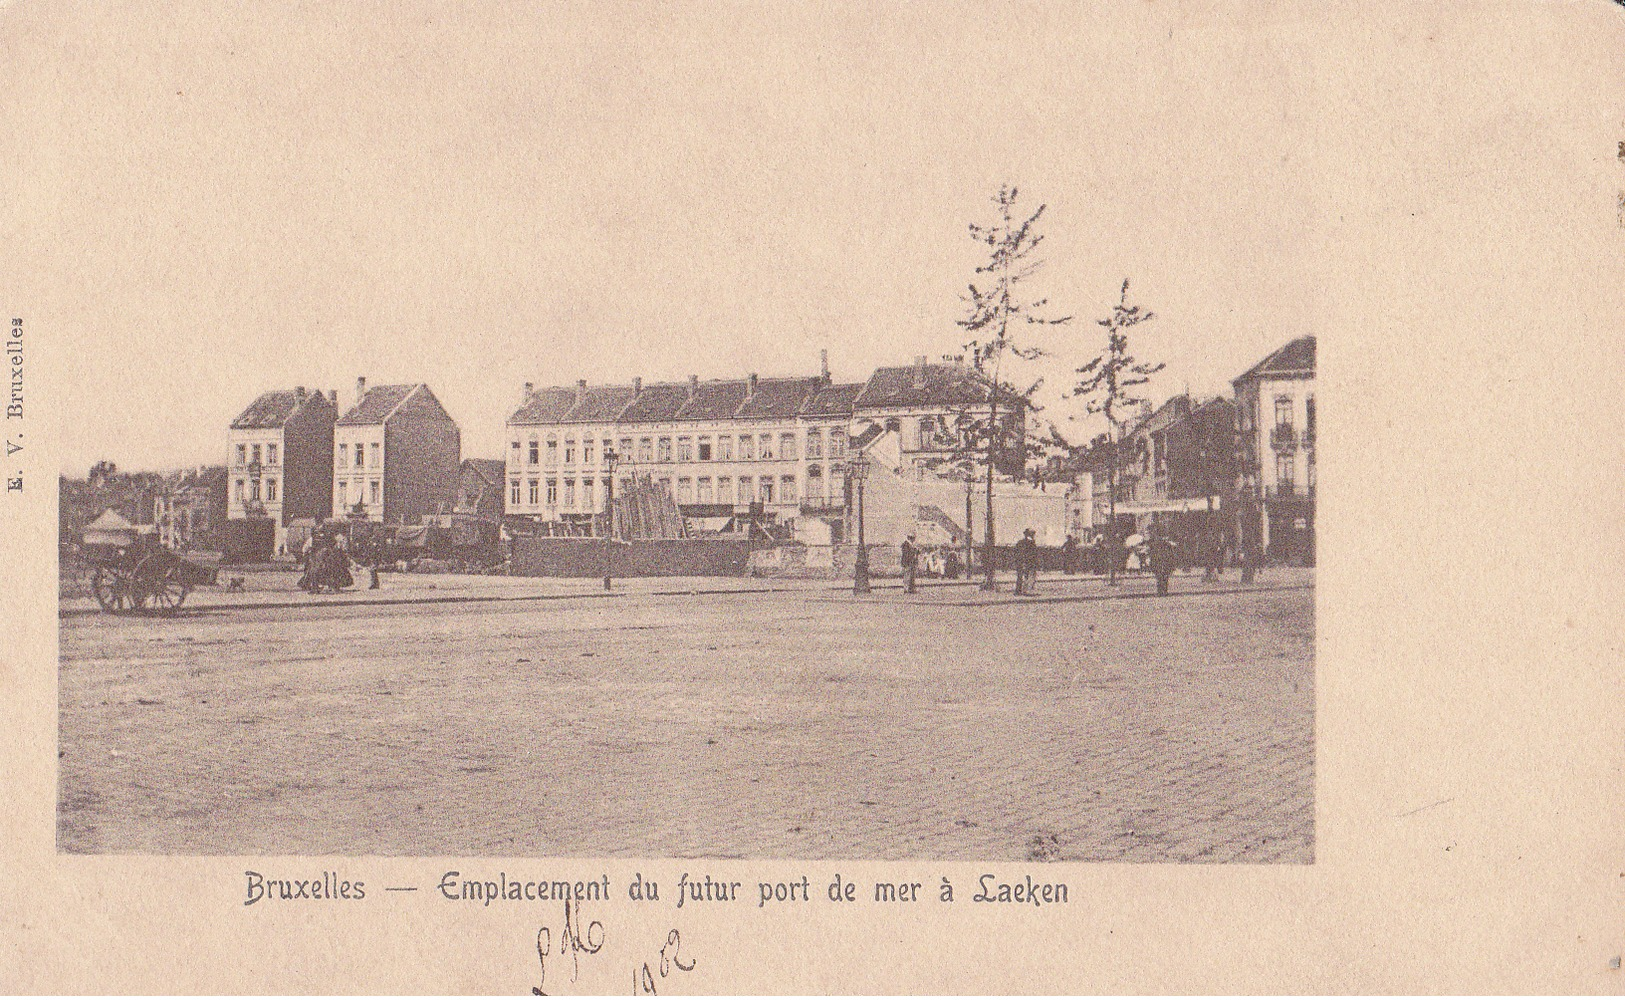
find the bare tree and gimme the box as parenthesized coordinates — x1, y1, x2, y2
(1068, 279, 1163, 584)
(954, 185, 1072, 590)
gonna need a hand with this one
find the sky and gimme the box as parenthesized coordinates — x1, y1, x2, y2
(6, 5, 1324, 474)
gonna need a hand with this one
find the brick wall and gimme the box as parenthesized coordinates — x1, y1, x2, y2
(384, 417, 461, 525)
(509, 537, 752, 577)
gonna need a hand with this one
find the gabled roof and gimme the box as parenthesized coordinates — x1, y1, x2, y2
(617, 382, 692, 423)
(461, 458, 506, 486)
(230, 389, 331, 430)
(800, 381, 864, 417)
(854, 363, 1004, 410)
(508, 387, 578, 425)
(1234, 336, 1315, 385)
(735, 377, 817, 419)
(337, 384, 454, 427)
(566, 385, 638, 424)
(674, 380, 750, 421)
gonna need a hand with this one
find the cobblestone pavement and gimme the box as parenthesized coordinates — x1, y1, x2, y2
(57, 573, 1314, 862)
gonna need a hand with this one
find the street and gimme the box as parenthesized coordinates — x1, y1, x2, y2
(58, 571, 1314, 862)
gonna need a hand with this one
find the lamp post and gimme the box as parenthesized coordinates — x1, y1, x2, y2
(850, 453, 871, 595)
(602, 448, 620, 591)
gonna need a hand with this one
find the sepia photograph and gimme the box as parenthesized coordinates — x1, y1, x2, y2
(9, 1, 1621, 993)
(49, 4, 1315, 863)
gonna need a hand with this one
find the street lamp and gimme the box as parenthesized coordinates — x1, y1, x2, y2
(602, 448, 620, 591)
(849, 452, 871, 595)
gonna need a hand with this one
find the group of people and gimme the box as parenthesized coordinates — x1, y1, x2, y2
(297, 531, 358, 593)
(897, 521, 1217, 598)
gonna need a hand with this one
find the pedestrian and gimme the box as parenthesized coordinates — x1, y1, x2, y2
(1148, 525, 1178, 596)
(1061, 534, 1078, 575)
(1014, 528, 1039, 595)
(1203, 523, 1224, 582)
(900, 533, 919, 594)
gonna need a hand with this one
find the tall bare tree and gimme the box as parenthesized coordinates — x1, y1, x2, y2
(1069, 279, 1163, 584)
(954, 185, 1072, 590)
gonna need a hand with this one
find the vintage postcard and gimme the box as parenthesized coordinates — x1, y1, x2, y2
(2, 1, 1620, 993)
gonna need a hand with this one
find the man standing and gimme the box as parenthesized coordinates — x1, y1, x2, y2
(1060, 534, 1078, 575)
(1148, 525, 1178, 596)
(1014, 528, 1039, 595)
(900, 533, 919, 594)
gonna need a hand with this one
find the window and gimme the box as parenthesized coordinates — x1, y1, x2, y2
(780, 475, 797, 503)
(638, 437, 653, 462)
(249, 479, 260, 501)
(759, 434, 773, 460)
(526, 479, 538, 506)
(677, 437, 692, 462)
(251, 444, 262, 465)
(369, 480, 380, 505)
(806, 431, 823, 459)
(780, 433, 797, 461)
(717, 476, 731, 502)
(545, 479, 558, 506)
(354, 443, 364, 468)
(677, 477, 693, 503)
(1276, 455, 1295, 491)
(511, 480, 521, 505)
(737, 476, 752, 503)
(266, 443, 278, 466)
(545, 438, 558, 466)
(266, 478, 278, 502)
(370, 442, 381, 468)
(335, 480, 346, 506)
(657, 437, 673, 462)
(511, 440, 521, 463)
(739, 435, 755, 460)
(564, 439, 576, 465)
(828, 429, 846, 457)
(1274, 396, 1293, 429)
(619, 437, 634, 462)
(601, 439, 612, 467)
(236, 444, 247, 466)
(759, 478, 774, 503)
(583, 438, 595, 466)
(235, 479, 245, 500)
(697, 477, 713, 503)
(718, 436, 734, 461)
(806, 466, 823, 504)
(582, 479, 595, 509)
(528, 439, 540, 465)
(829, 465, 845, 501)
(698, 437, 712, 461)
(337, 444, 347, 469)
(657, 477, 672, 496)
(563, 479, 576, 507)
(619, 476, 633, 495)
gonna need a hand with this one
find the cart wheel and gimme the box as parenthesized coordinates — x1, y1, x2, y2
(89, 566, 136, 614)
(145, 568, 190, 613)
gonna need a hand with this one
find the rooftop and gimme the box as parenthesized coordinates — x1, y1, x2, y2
(1234, 336, 1316, 384)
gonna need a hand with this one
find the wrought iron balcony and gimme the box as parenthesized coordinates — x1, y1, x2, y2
(1269, 425, 1298, 451)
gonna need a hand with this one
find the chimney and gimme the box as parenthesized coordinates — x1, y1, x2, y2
(632, 376, 642, 395)
(688, 374, 699, 396)
(747, 373, 759, 397)
(819, 349, 830, 381)
(575, 378, 587, 405)
(328, 389, 338, 406)
(523, 381, 535, 404)
(355, 376, 367, 403)
(294, 386, 306, 400)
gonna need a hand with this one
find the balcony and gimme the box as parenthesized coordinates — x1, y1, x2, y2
(1269, 425, 1298, 451)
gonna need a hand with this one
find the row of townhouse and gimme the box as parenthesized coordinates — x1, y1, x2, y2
(501, 355, 1022, 530)
(1085, 335, 1316, 565)
(220, 354, 1022, 553)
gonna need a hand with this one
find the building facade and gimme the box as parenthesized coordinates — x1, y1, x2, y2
(333, 379, 462, 525)
(1088, 393, 1237, 556)
(1232, 335, 1315, 565)
(504, 372, 861, 530)
(226, 386, 337, 550)
(152, 465, 228, 551)
(501, 356, 1012, 533)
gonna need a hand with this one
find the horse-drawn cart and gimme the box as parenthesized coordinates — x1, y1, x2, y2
(80, 512, 218, 614)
